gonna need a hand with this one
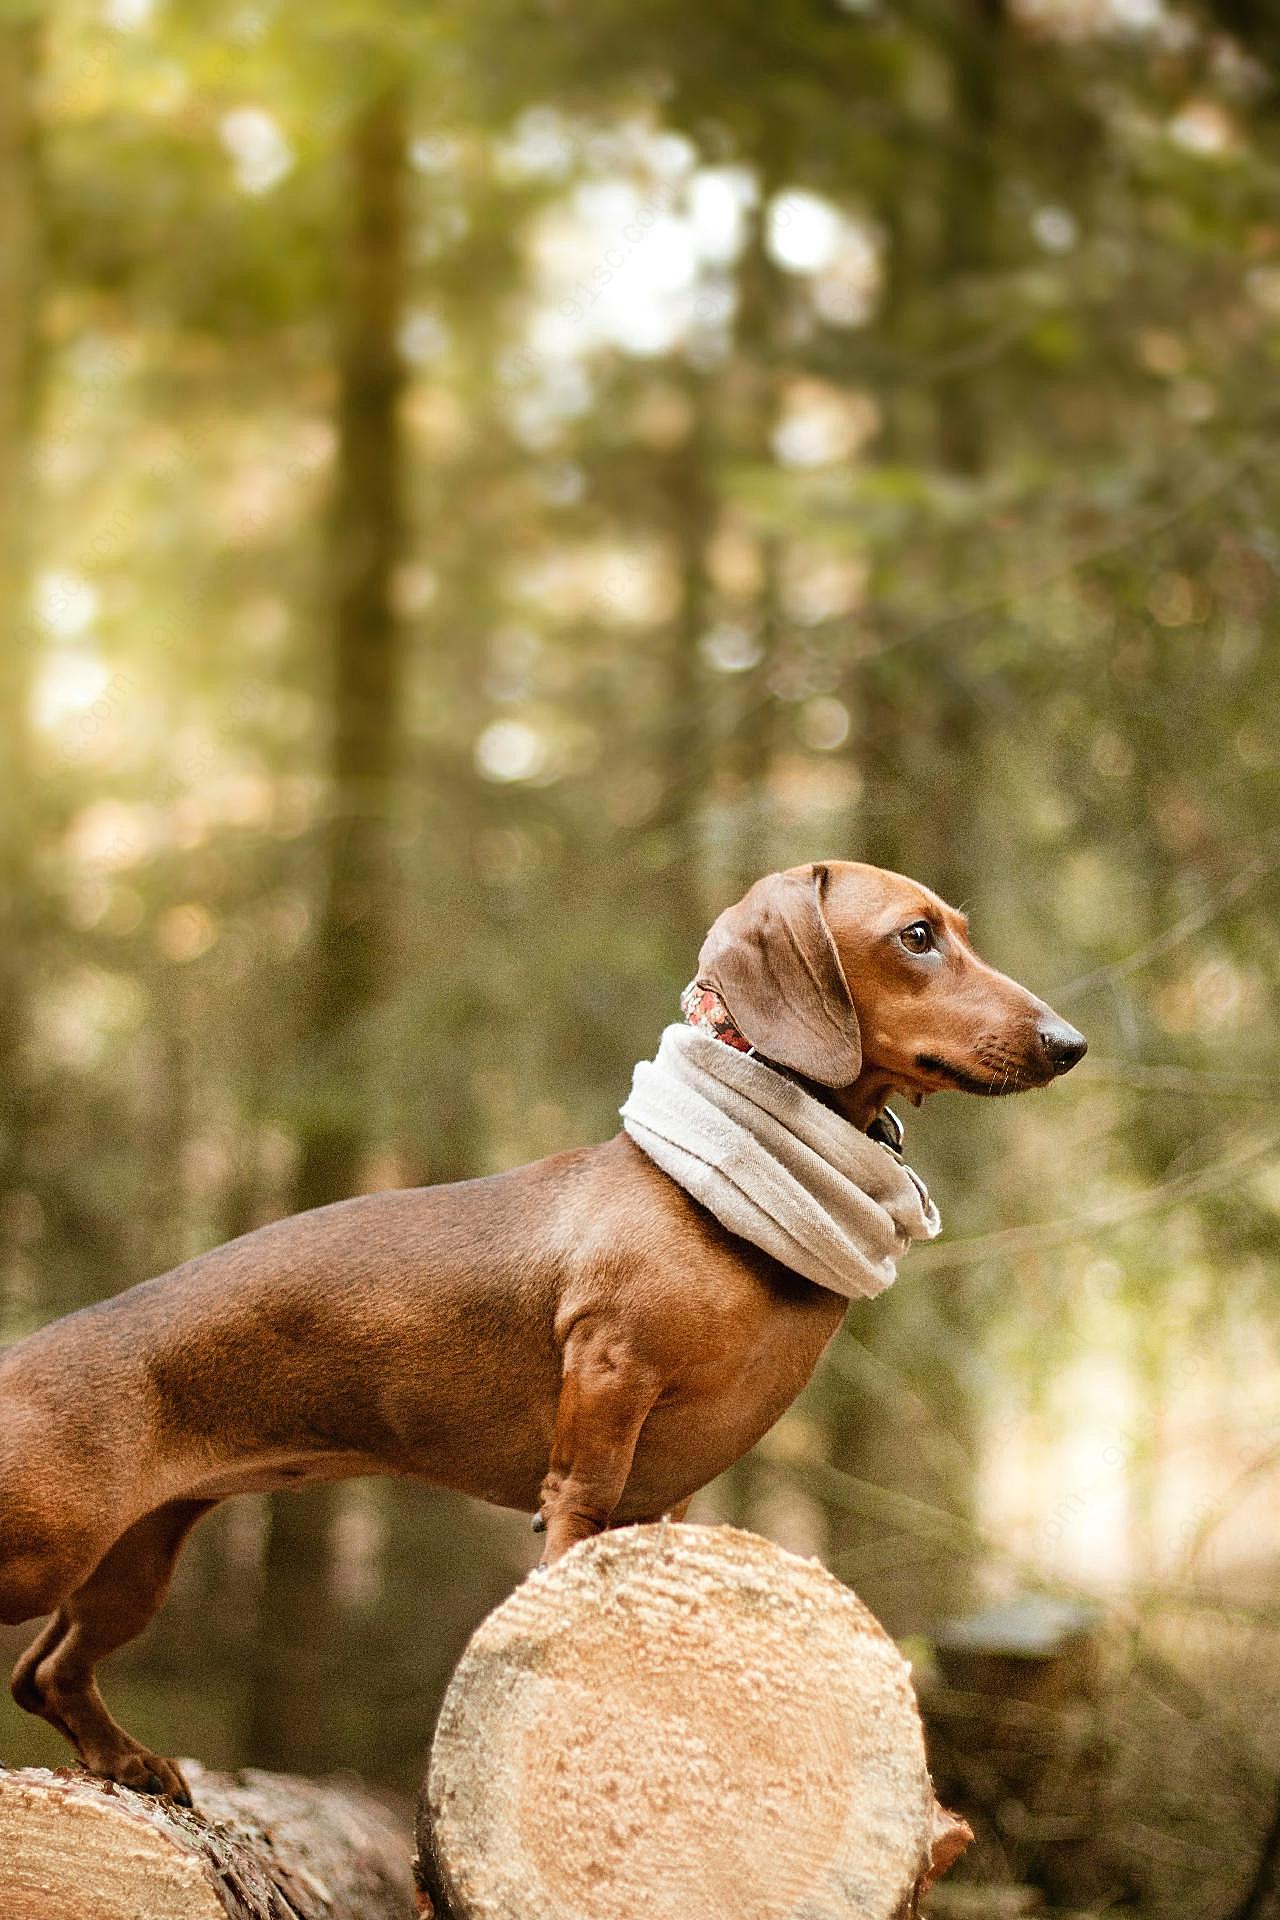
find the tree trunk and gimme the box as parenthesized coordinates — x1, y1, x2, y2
(653, 379, 716, 969)
(417, 1524, 971, 1920)
(0, 15, 43, 1313)
(294, 80, 408, 1216)
(931, 0, 1004, 481)
(246, 81, 408, 1776)
(827, 0, 1009, 1639)
(0, 1761, 414, 1920)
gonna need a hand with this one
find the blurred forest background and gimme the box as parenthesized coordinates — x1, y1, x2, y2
(1, 0, 1279, 1912)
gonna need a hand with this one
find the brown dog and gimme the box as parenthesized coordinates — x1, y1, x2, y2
(0, 861, 1084, 1802)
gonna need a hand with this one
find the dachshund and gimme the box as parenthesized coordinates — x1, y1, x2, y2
(0, 860, 1084, 1801)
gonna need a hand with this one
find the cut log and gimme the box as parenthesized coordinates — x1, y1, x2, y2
(0, 1759, 415, 1920)
(417, 1523, 971, 1920)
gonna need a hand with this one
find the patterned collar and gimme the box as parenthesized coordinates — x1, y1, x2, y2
(679, 978, 904, 1155)
(680, 979, 753, 1052)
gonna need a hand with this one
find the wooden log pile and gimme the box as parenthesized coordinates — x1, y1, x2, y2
(0, 1525, 971, 1920)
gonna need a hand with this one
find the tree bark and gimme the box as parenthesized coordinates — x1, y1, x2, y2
(416, 1523, 970, 1920)
(0, 1761, 414, 1920)
(246, 81, 409, 1776)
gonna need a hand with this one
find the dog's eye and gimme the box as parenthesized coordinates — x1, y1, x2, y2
(899, 921, 934, 954)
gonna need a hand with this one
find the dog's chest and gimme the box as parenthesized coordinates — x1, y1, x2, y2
(620, 1282, 846, 1515)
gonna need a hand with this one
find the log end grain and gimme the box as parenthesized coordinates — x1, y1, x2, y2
(419, 1522, 970, 1920)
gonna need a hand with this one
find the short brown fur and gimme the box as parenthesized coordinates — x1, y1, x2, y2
(0, 861, 1084, 1801)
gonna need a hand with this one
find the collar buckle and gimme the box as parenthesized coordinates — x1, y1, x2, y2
(867, 1107, 905, 1155)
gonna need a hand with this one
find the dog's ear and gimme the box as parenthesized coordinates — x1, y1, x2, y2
(696, 863, 862, 1087)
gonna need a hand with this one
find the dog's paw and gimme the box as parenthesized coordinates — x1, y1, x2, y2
(89, 1747, 193, 1806)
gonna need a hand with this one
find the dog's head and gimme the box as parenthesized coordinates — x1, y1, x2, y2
(695, 861, 1084, 1127)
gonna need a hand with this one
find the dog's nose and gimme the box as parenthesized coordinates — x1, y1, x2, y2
(1037, 1017, 1087, 1075)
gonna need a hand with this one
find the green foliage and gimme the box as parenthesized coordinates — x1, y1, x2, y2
(2, 1, 1279, 1902)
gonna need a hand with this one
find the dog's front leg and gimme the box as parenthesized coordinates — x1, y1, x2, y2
(537, 1319, 661, 1566)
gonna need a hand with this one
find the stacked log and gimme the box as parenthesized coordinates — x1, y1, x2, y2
(417, 1522, 970, 1920)
(0, 1759, 414, 1920)
(0, 1524, 970, 1920)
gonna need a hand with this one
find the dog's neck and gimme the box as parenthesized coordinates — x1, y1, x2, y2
(680, 980, 903, 1155)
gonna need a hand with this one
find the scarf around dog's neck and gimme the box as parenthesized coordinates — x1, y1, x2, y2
(620, 1014, 941, 1300)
